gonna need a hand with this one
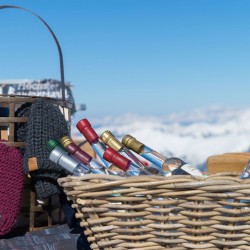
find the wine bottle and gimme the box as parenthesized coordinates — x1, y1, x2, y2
(101, 130, 163, 175)
(48, 146, 91, 176)
(76, 119, 124, 175)
(103, 148, 151, 176)
(60, 136, 112, 175)
(122, 134, 204, 177)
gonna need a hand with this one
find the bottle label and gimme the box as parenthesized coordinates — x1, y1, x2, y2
(181, 164, 204, 177)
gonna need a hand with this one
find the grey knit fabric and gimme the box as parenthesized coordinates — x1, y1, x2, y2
(31, 171, 62, 199)
(15, 102, 32, 155)
(15, 98, 69, 199)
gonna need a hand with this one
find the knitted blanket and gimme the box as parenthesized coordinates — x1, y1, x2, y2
(0, 143, 24, 236)
(16, 98, 69, 199)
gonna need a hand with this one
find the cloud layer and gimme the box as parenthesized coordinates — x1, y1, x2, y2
(72, 106, 250, 171)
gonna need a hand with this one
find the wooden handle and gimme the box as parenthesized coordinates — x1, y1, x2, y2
(207, 152, 250, 173)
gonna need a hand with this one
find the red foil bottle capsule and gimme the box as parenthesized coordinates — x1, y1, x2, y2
(104, 148, 150, 176)
(76, 119, 99, 144)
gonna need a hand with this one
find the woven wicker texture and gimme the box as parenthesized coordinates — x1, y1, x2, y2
(58, 172, 250, 250)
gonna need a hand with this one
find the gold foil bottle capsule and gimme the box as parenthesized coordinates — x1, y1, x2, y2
(122, 135, 144, 154)
(101, 131, 123, 151)
(60, 136, 73, 148)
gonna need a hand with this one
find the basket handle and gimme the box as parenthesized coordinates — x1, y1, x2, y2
(0, 5, 66, 102)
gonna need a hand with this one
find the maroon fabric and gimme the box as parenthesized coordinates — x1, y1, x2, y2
(0, 143, 24, 236)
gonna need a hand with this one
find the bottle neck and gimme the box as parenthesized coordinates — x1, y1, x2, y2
(72, 164, 90, 176)
(128, 161, 152, 176)
(88, 158, 107, 174)
(49, 147, 82, 174)
(67, 143, 92, 165)
(92, 141, 112, 167)
(139, 145, 167, 168)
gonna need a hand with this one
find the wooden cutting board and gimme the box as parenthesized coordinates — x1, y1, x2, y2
(207, 152, 250, 173)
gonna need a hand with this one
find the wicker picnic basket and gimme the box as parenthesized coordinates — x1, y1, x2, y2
(58, 172, 250, 250)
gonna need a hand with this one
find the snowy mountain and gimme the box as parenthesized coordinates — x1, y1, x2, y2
(71, 106, 250, 171)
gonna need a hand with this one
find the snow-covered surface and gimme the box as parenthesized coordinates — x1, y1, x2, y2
(72, 106, 250, 171)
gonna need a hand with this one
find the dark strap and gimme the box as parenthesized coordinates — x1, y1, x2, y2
(0, 5, 66, 102)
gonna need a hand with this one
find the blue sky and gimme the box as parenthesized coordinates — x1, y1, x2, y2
(1, 0, 250, 117)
